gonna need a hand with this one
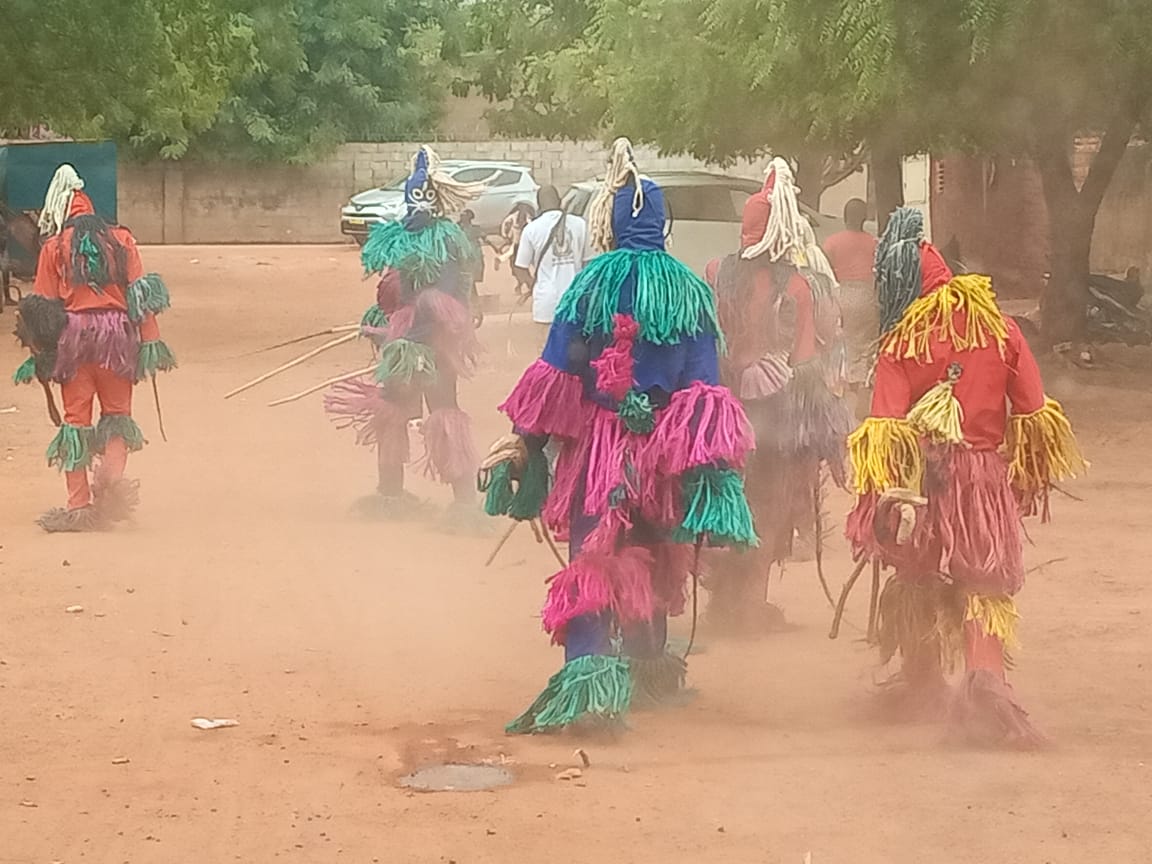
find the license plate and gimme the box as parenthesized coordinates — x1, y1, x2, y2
(346, 218, 365, 227)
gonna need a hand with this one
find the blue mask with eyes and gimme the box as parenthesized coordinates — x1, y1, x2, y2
(403, 148, 439, 230)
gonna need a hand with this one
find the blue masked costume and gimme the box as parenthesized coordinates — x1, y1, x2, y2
(485, 145, 757, 733)
(324, 146, 481, 505)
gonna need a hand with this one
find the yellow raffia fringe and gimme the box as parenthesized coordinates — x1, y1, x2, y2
(1006, 397, 1088, 495)
(906, 376, 964, 444)
(965, 594, 1020, 651)
(881, 274, 1009, 363)
(848, 417, 924, 495)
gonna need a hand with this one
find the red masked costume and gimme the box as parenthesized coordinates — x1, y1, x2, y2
(704, 158, 850, 631)
(846, 207, 1086, 745)
(16, 165, 174, 531)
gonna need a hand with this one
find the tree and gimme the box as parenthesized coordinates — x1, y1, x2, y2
(467, 0, 1152, 340)
(0, 0, 252, 158)
(187, 0, 455, 163)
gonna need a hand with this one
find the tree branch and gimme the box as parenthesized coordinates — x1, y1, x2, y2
(821, 145, 868, 190)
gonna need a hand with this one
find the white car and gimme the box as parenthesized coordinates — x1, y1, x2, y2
(562, 170, 845, 275)
(341, 160, 540, 243)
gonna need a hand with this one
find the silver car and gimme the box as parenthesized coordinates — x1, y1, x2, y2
(341, 160, 540, 243)
(562, 170, 844, 275)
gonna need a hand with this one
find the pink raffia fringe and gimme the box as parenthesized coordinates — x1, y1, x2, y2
(420, 408, 478, 484)
(53, 310, 139, 382)
(324, 376, 412, 462)
(416, 289, 480, 376)
(543, 432, 591, 537)
(739, 353, 793, 400)
(542, 546, 655, 645)
(584, 406, 628, 514)
(846, 449, 1024, 594)
(643, 381, 755, 476)
(499, 359, 586, 438)
(591, 314, 639, 400)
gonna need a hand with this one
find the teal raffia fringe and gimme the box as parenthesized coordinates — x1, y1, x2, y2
(361, 219, 475, 287)
(618, 389, 655, 434)
(480, 446, 549, 521)
(360, 304, 388, 329)
(506, 654, 634, 734)
(13, 356, 36, 385)
(375, 338, 437, 386)
(126, 273, 171, 323)
(481, 460, 516, 516)
(555, 249, 723, 347)
(46, 424, 95, 472)
(674, 466, 759, 548)
(95, 415, 146, 453)
(137, 340, 177, 381)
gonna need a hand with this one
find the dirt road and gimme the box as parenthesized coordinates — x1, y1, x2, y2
(1, 245, 1149, 863)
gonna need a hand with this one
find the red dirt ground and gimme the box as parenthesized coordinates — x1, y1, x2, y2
(1, 245, 1149, 864)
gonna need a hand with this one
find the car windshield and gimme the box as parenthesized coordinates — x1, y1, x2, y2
(379, 175, 406, 191)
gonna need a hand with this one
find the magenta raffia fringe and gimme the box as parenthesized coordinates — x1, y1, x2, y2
(420, 408, 477, 484)
(500, 358, 587, 438)
(543, 433, 591, 535)
(644, 382, 754, 476)
(542, 546, 655, 644)
(591, 314, 639, 401)
(324, 376, 412, 461)
(53, 310, 139, 382)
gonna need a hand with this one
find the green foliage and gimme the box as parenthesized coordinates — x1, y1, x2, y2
(0, 0, 252, 158)
(188, 0, 456, 162)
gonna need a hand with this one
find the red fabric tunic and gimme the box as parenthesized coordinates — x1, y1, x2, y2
(869, 245, 1044, 450)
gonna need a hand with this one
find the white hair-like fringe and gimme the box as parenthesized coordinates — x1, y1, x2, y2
(589, 137, 644, 253)
(39, 164, 85, 236)
(798, 218, 839, 288)
(741, 156, 806, 263)
(412, 145, 484, 217)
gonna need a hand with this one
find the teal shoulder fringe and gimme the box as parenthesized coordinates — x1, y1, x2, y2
(127, 273, 171, 323)
(376, 338, 437, 386)
(95, 415, 146, 453)
(47, 424, 95, 472)
(555, 249, 723, 347)
(674, 466, 758, 548)
(361, 219, 474, 286)
(506, 654, 633, 734)
(480, 448, 549, 521)
(137, 340, 177, 381)
(13, 356, 36, 385)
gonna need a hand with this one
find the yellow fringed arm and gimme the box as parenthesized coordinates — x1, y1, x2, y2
(882, 274, 1009, 363)
(848, 417, 924, 495)
(965, 594, 1020, 651)
(1006, 397, 1088, 518)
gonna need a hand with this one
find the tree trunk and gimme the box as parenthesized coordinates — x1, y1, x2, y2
(1033, 112, 1136, 345)
(1040, 203, 1095, 345)
(871, 144, 904, 233)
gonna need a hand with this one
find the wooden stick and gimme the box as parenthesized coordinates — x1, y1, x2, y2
(485, 519, 520, 567)
(225, 331, 359, 399)
(813, 465, 836, 611)
(151, 374, 168, 442)
(266, 365, 376, 407)
(536, 520, 568, 569)
(243, 324, 359, 357)
(828, 557, 869, 640)
(867, 558, 882, 644)
(41, 379, 62, 427)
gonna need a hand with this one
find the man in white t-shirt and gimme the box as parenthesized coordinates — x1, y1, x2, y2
(513, 186, 591, 348)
